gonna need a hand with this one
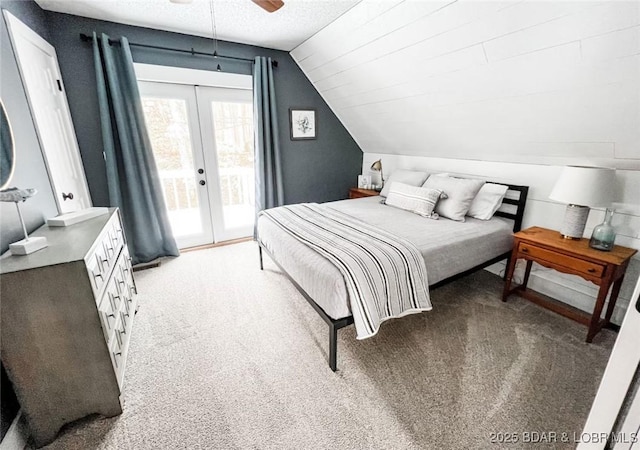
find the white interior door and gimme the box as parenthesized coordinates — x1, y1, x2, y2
(579, 275, 640, 450)
(196, 86, 255, 242)
(138, 81, 214, 249)
(4, 11, 91, 213)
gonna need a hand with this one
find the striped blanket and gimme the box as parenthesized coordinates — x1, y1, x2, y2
(259, 203, 432, 339)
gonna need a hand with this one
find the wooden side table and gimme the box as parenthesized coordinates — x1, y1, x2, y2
(349, 188, 379, 199)
(502, 226, 637, 342)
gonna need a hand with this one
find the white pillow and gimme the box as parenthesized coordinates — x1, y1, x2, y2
(467, 183, 509, 220)
(382, 182, 445, 219)
(422, 175, 484, 222)
(380, 170, 430, 197)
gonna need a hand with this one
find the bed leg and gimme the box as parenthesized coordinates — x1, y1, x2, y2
(329, 323, 338, 372)
(258, 245, 264, 270)
(503, 251, 512, 281)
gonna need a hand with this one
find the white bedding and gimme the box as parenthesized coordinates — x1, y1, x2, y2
(257, 196, 514, 320)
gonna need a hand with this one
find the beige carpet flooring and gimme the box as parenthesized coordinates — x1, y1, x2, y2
(41, 242, 616, 450)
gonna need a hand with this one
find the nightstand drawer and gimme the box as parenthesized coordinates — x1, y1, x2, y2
(518, 243, 604, 278)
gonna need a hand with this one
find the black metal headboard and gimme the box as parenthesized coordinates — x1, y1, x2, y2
(491, 183, 529, 233)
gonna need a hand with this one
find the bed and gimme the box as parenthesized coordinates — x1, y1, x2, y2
(257, 182, 528, 371)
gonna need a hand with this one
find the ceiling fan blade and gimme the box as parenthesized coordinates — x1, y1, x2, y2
(251, 0, 284, 13)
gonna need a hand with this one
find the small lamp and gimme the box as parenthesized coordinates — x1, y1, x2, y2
(0, 187, 48, 255)
(370, 159, 383, 191)
(549, 166, 615, 239)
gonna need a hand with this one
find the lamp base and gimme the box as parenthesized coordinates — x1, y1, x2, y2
(560, 204, 589, 239)
(9, 236, 48, 255)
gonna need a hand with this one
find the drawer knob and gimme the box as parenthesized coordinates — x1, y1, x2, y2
(588, 268, 596, 273)
(521, 248, 529, 253)
(93, 272, 103, 280)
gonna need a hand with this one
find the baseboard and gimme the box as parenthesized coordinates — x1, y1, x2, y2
(181, 237, 253, 253)
(0, 411, 28, 450)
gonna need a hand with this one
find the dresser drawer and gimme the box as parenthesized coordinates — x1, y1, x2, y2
(86, 212, 125, 299)
(110, 307, 134, 388)
(518, 242, 605, 278)
(97, 287, 118, 342)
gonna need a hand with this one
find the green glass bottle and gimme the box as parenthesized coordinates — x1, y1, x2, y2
(589, 208, 616, 251)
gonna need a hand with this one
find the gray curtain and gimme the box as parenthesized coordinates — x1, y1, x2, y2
(92, 33, 179, 264)
(253, 56, 283, 231)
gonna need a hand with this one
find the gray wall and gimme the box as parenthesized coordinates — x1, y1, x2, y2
(45, 12, 363, 207)
(0, 0, 59, 439)
(0, 2, 362, 439)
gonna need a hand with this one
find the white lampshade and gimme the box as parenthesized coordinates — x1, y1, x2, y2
(549, 166, 615, 207)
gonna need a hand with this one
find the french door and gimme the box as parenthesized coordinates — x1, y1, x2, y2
(139, 81, 254, 248)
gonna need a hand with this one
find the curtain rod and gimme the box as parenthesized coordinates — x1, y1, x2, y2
(79, 33, 278, 67)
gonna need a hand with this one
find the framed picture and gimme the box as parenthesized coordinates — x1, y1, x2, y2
(358, 175, 371, 189)
(290, 108, 317, 140)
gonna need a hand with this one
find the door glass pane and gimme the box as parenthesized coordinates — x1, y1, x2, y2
(141, 97, 202, 238)
(211, 102, 254, 231)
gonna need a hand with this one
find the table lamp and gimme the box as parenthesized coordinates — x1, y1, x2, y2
(549, 166, 615, 239)
(370, 159, 383, 190)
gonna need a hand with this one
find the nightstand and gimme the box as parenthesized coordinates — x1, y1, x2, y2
(502, 226, 637, 342)
(349, 188, 379, 199)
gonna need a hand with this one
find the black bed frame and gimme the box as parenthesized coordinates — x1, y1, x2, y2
(258, 183, 529, 371)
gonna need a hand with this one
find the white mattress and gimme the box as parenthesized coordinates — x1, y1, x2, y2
(257, 196, 514, 320)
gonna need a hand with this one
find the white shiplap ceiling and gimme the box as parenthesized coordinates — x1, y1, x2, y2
(35, 0, 360, 51)
(291, 0, 640, 167)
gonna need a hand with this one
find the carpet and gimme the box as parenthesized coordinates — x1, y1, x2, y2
(41, 242, 616, 449)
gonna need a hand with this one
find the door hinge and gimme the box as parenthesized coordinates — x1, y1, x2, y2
(56, 79, 63, 91)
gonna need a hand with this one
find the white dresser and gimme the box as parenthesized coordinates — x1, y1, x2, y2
(0, 208, 137, 447)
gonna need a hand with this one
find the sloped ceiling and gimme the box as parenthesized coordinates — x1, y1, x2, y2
(291, 0, 640, 168)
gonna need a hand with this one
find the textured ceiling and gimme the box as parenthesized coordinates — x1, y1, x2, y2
(35, 0, 360, 51)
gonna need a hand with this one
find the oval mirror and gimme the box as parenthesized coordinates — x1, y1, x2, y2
(0, 99, 16, 190)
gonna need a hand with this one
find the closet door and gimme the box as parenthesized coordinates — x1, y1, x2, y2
(4, 11, 91, 213)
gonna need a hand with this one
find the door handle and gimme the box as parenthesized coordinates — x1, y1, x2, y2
(199, 180, 206, 186)
(62, 192, 74, 201)
(197, 168, 204, 174)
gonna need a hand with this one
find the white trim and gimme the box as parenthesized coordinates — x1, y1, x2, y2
(578, 274, 640, 450)
(0, 410, 28, 450)
(134, 63, 252, 90)
(614, 388, 640, 450)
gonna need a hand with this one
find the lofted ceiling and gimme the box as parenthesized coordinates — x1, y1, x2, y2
(291, 0, 640, 168)
(35, 0, 360, 51)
